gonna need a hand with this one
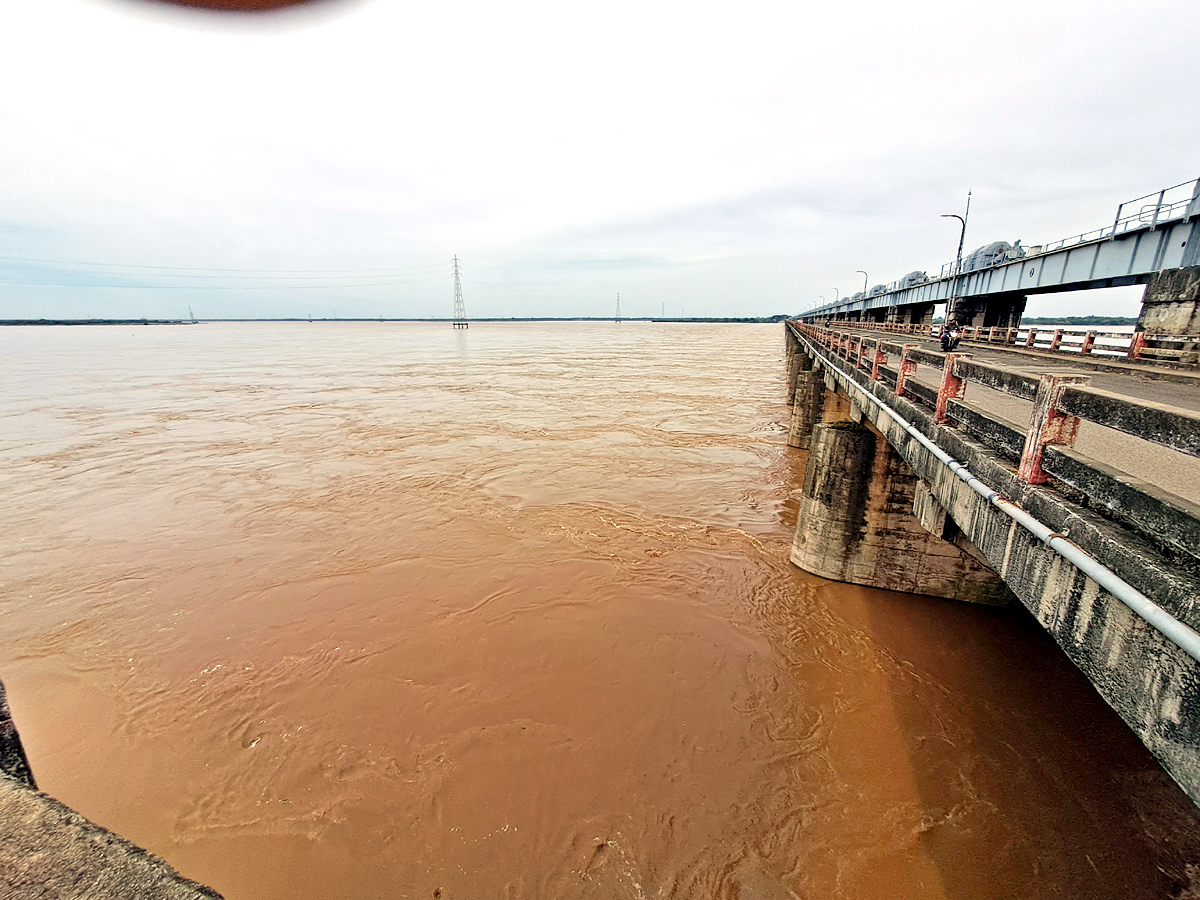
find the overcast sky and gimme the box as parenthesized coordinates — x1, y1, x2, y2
(2, 0, 1197, 320)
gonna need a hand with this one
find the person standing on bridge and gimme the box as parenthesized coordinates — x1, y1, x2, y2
(941, 320, 962, 352)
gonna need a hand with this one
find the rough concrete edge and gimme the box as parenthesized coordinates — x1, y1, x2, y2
(0, 777, 226, 900)
(1043, 445, 1200, 566)
(0, 677, 225, 899)
(0, 678, 36, 788)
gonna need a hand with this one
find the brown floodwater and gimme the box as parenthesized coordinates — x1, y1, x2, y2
(1, 321, 1197, 899)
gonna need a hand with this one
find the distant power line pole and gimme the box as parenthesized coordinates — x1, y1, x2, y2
(452, 255, 468, 329)
(615, 293, 621, 323)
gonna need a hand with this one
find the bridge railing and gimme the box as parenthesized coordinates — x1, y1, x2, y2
(790, 320, 1200, 565)
(806, 318, 1200, 368)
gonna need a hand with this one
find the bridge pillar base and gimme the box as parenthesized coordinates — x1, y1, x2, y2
(787, 371, 824, 449)
(1138, 266, 1200, 338)
(790, 421, 1014, 605)
(953, 292, 1026, 330)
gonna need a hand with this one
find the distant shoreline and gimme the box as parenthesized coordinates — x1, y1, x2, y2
(1, 316, 792, 326)
(0, 319, 196, 326)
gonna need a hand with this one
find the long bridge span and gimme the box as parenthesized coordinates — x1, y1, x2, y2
(804, 176, 1200, 333)
(783, 315, 1200, 807)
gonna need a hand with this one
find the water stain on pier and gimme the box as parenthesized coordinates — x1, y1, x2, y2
(1, 322, 1197, 898)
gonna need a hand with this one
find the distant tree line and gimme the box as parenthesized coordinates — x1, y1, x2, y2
(0, 319, 191, 326)
(1019, 316, 1136, 326)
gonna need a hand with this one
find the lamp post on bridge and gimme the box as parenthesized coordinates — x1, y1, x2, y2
(832, 288, 839, 302)
(940, 191, 971, 324)
(856, 271, 868, 295)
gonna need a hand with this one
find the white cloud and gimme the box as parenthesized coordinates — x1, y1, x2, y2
(1, 0, 1197, 319)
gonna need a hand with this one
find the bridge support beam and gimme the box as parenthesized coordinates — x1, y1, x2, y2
(790, 418, 1014, 605)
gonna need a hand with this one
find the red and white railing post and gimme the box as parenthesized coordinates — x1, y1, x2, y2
(934, 354, 969, 424)
(1127, 331, 1147, 360)
(895, 344, 919, 396)
(1017, 373, 1092, 484)
(872, 344, 888, 380)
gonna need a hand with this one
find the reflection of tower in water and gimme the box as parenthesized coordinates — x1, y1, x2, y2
(452, 255, 468, 329)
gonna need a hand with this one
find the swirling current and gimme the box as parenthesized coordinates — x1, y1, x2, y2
(1, 322, 1197, 899)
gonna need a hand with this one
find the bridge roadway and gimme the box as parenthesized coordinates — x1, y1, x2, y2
(785, 320, 1200, 808)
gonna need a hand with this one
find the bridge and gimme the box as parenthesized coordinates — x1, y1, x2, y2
(803, 176, 1200, 334)
(783, 313, 1200, 808)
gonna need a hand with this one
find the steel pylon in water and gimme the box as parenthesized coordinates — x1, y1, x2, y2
(452, 255, 468, 329)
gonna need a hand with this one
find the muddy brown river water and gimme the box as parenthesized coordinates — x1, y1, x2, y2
(1, 321, 1198, 899)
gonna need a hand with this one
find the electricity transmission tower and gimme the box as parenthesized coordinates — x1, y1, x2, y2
(452, 255, 468, 328)
(615, 293, 621, 323)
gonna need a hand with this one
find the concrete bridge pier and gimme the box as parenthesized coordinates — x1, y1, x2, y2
(950, 290, 1026, 329)
(789, 380, 1014, 605)
(903, 301, 938, 328)
(1137, 266, 1200, 364)
(784, 328, 801, 403)
(787, 369, 824, 449)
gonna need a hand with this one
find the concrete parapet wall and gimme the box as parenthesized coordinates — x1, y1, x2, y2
(796, 332, 1200, 804)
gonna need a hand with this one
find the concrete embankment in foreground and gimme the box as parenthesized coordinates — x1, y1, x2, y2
(1, 679, 224, 900)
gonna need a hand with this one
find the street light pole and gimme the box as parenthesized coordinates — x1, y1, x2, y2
(832, 288, 839, 302)
(940, 191, 971, 323)
(856, 270, 868, 295)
